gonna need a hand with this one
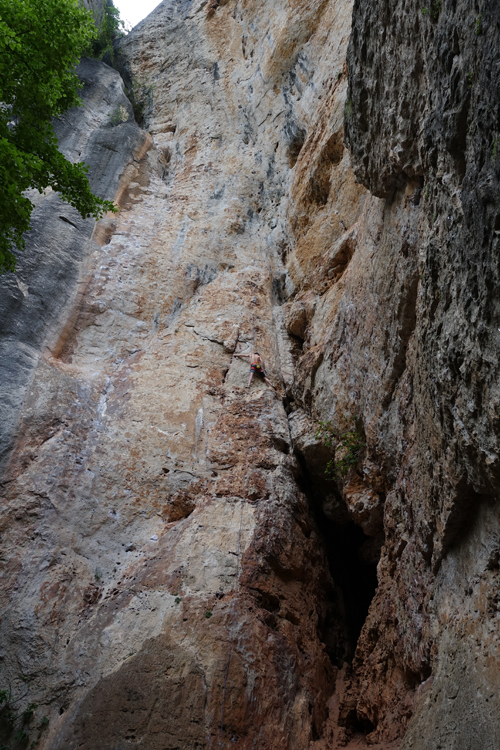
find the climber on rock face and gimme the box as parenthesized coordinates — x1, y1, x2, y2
(234, 350, 276, 391)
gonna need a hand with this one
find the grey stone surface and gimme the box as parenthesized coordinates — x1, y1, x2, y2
(0, 4, 355, 748)
(1, 0, 499, 747)
(0, 58, 146, 470)
(400, 501, 500, 750)
(345, 0, 500, 565)
(343, 0, 500, 746)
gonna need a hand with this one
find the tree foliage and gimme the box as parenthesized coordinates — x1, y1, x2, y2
(87, 1, 126, 61)
(0, 0, 117, 274)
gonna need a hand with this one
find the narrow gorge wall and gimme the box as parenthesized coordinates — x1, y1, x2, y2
(0, 1, 499, 749)
(342, 1, 500, 747)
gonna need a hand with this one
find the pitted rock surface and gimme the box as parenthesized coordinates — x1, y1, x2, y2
(1, 1, 500, 749)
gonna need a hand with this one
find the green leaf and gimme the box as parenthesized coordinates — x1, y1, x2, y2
(0, 0, 118, 273)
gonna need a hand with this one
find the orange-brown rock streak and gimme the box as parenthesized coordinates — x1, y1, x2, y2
(0, 3, 358, 748)
(2, 0, 498, 748)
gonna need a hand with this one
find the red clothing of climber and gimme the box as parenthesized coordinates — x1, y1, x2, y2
(234, 351, 276, 390)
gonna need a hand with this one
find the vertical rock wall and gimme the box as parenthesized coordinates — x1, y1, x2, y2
(337, 1, 500, 747)
(1, 1, 499, 749)
(0, 58, 148, 470)
(1, 3, 355, 749)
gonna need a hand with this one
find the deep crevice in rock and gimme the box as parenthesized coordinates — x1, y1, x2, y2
(296, 457, 380, 662)
(320, 514, 379, 657)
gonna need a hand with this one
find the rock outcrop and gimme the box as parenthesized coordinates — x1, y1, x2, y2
(337, 1, 500, 747)
(0, 58, 148, 471)
(0, 1, 499, 749)
(82, 0, 112, 29)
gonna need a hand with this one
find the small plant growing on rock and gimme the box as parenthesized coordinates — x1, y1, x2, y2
(22, 704, 37, 723)
(421, 0, 441, 18)
(0, 687, 42, 749)
(315, 420, 366, 478)
(475, 14, 482, 35)
(94, 567, 103, 582)
(0, 688, 17, 726)
(125, 76, 154, 127)
(13, 730, 29, 745)
(109, 105, 129, 126)
(430, 0, 441, 17)
(204, 611, 212, 619)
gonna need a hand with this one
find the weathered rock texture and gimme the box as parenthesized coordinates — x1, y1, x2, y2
(82, 0, 113, 29)
(0, 58, 148, 470)
(1, 4, 355, 749)
(1, 0, 499, 749)
(337, 1, 500, 747)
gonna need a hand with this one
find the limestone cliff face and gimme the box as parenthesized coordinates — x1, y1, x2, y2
(0, 58, 148, 471)
(0, 1, 499, 749)
(339, 1, 500, 747)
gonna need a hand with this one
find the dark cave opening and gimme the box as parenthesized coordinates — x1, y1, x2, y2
(320, 512, 380, 658)
(295, 458, 380, 663)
